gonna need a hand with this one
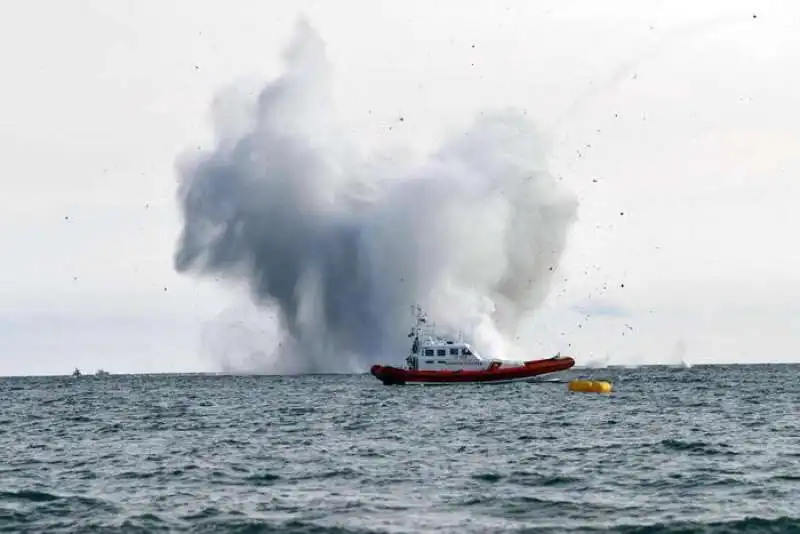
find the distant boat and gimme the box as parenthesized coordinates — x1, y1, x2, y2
(95, 369, 110, 377)
(72, 368, 82, 378)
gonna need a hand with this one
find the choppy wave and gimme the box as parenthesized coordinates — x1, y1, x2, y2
(591, 516, 800, 534)
(0, 365, 798, 533)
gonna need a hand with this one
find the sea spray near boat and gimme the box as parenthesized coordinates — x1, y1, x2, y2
(370, 307, 575, 385)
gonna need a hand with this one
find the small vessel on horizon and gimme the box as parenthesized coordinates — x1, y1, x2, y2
(72, 368, 82, 378)
(370, 307, 575, 385)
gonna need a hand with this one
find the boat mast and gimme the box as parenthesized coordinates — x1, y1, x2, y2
(408, 304, 431, 352)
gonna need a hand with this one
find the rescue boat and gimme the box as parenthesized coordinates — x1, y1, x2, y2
(370, 307, 575, 385)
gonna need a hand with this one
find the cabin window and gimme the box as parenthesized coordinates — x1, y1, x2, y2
(449, 348, 459, 355)
(425, 360, 434, 364)
(462, 348, 472, 356)
(438, 360, 447, 364)
(424, 349, 434, 356)
(437, 349, 446, 356)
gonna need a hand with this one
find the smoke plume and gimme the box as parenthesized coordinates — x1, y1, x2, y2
(174, 19, 578, 373)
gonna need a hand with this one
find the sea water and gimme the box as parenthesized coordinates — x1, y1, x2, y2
(1, 365, 798, 532)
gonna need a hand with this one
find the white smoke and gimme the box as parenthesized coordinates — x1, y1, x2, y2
(174, 19, 578, 373)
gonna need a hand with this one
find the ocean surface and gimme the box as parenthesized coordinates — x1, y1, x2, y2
(1, 364, 798, 533)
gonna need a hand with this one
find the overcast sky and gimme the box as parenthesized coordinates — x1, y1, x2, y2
(1, 0, 799, 375)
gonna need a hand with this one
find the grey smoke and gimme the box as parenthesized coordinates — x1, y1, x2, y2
(174, 19, 579, 373)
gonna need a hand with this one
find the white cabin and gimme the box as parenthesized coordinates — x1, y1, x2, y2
(406, 340, 489, 371)
(403, 306, 505, 371)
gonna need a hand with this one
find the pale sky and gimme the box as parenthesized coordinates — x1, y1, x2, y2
(1, 0, 799, 375)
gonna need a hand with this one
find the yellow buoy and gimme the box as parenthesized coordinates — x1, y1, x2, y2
(568, 379, 612, 393)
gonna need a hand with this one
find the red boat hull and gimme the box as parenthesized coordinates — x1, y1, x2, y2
(370, 356, 575, 385)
